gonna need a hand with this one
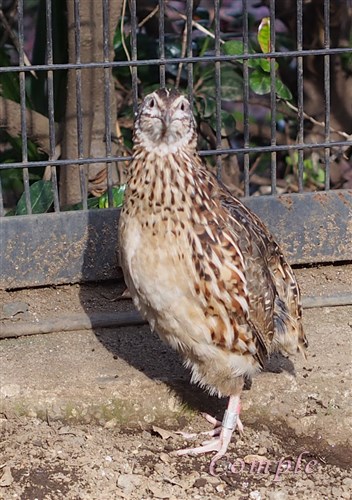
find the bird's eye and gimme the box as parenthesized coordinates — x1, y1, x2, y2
(180, 102, 186, 111)
(149, 98, 155, 108)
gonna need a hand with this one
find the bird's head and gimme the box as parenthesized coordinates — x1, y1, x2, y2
(133, 88, 197, 155)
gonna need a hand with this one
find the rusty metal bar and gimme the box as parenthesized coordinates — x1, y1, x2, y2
(1, 139, 350, 172)
(1, 48, 350, 74)
(242, 0, 250, 197)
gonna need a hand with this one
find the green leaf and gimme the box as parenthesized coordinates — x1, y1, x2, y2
(223, 40, 249, 66)
(258, 58, 279, 73)
(200, 95, 216, 118)
(276, 79, 293, 100)
(98, 184, 127, 208)
(0, 167, 24, 195)
(0, 50, 21, 102)
(198, 32, 211, 58)
(113, 184, 127, 207)
(220, 66, 244, 101)
(200, 65, 243, 104)
(88, 197, 100, 209)
(15, 180, 54, 215)
(223, 40, 244, 57)
(221, 111, 236, 136)
(249, 70, 271, 95)
(259, 58, 270, 72)
(223, 40, 265, 70)
(113, 21, 123, 51)
(258, 17, 271, 54)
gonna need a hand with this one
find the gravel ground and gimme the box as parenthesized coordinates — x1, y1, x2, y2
(1, 264, 351, 499)
(1, 415, 351, 500)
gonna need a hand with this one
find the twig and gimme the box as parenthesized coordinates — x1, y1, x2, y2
(0, 8, 36, 78)
(138, 5, 159, 28)
(284, 101, 351, 141)
(169, 8, 225, 45)
(176, 23, 188, 88)
(120, 0, 131, 63)
(248, 154, 263, 176)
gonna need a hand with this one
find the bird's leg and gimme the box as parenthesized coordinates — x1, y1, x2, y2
(202, 407, 244, 436)
(174, 394, 242, 475)
(176, 408, 243, 439)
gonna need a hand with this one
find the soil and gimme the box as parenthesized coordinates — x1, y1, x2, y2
(0, 264, 352, 499)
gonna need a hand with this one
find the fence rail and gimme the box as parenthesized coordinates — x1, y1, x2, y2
(0, 0, 351, 289)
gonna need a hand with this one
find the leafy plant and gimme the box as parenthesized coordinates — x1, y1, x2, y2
(222, 18, 293, 100)
(98, 184, 127, 208)
(285, 152, 325, 187)
(7, 180, 54, 216)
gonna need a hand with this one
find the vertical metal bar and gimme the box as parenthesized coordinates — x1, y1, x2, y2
(129, 0, 138, 114)
(18, 0, 31, 214)
(323, 0, 331, 190)
(74, 0, 87, 209)
(158, 0, 166, 87)
(296, 0, 304, 192)
(186, 0, 193, 101)
(45, 0, 60, 212)
(103, 0, 113, 207)
(242, 0, 250, 196)
(0, 175, 4, 217)
(269, 0, 277, 195)
(214, 0, 222, 179)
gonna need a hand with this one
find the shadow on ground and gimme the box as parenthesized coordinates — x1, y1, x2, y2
(79, 219, 296, 421)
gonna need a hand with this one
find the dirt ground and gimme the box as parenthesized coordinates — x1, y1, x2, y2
(1, 264, 352, 499)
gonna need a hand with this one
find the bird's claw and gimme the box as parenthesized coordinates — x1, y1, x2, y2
(173, 436, 229, 476)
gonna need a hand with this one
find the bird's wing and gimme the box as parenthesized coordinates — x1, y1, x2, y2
(185, 172, 273, 368)
(215, 181, 308, 357)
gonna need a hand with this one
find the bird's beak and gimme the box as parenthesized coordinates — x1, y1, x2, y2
(161, 111, 171, 136)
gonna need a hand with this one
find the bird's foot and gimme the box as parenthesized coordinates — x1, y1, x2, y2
(175, 413, 221, 439)
(175, 411, 243, 440)
(173, 395, 242, 475)
(174, 426, 234, 476)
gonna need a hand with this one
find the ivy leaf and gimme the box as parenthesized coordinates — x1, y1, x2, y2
(219, 66, 243, 101)
(221, 111, 236, 136)
(200, 95, 216, 118)
(112, 184, 127, 207)
(258, 17, 271, 54)
(223, 40, 244, 57)
(259, 58, 279, 73)
(276, 79, 293, 100)
(249, 70, 271, 95)
(98, 184, 127, 208)
(223, 40, 261, 69)
(15, 180, 54, 215)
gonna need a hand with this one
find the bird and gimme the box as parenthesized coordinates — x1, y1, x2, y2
(118, 88, 308, 475)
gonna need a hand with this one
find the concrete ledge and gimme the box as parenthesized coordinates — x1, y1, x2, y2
(1, 306, 352, 469)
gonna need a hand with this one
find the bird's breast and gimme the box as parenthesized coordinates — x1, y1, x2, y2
(119, 204, 217, 346)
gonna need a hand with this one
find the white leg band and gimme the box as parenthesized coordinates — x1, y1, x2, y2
(222, 410, 238, 430)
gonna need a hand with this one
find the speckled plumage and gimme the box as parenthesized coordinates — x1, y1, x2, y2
(118, 89, 307, 472)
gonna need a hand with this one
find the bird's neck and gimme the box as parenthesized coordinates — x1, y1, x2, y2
(125, 147, 214, 214)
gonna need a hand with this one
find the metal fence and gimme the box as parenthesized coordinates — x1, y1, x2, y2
(0, 0, 351, 289)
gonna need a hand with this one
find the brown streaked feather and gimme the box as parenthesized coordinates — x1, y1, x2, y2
(119, 88, 307, 398)
(215, 182, 308, 357)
